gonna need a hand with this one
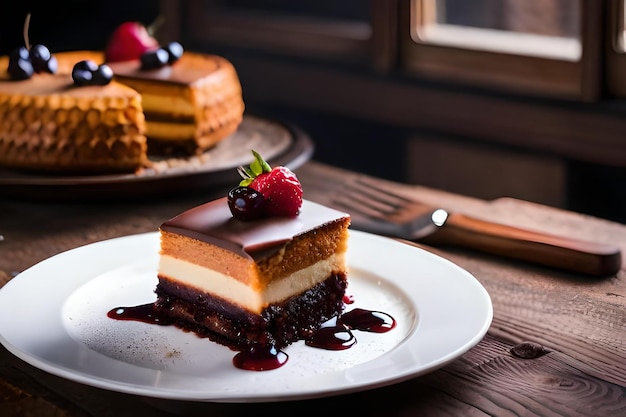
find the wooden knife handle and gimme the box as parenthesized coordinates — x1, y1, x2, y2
(422, 212, 622, 277)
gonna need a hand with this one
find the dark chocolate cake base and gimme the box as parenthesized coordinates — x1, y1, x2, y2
(154, 273, 348, 350)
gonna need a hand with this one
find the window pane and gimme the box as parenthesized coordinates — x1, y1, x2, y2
(413, 0, 582, 61)
(619, 0, 626, 52)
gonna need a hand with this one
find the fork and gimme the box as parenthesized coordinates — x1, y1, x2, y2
(330, 177, 622, 277)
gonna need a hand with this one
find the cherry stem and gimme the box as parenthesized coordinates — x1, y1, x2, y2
(147, 15, 165, 38)
(23, 13, 31, 50)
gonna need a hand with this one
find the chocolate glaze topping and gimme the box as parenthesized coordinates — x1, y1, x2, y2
(160, 198, 350, 261)
(108, 53, 229, 85)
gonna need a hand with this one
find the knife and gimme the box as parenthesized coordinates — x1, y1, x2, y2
(302, 171, 622, 277)
(416, 208, 622, 277)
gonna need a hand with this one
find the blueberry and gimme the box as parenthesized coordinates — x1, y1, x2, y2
(72, 68, 93, 86)
(10, 46, 30, 61)
(7, 57, 34, 80)
(29, 44, 52, 72)
(71, 60, 114, 87)
(91, 64, 113, 85)
(165, 41, 184, 63)
(7, 47, 34, 80)
(140, 48, 169, 70)
(73, 60, 99, 72)
(40, 55, 58, 74)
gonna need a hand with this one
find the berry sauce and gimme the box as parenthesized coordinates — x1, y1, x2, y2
(107, 303, 174, 325)
(107, 300, 395, 371)
(232, 344, 288, 371)
(339, 308, 397, 333)
(305, 325, 356, 350)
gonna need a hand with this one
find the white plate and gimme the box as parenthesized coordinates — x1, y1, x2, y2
(0, 230, 492, 403)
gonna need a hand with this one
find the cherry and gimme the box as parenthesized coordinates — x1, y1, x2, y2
(6, 14, 57, 80)
(227, 187, 266, 221)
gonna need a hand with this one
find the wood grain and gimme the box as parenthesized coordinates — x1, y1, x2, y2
(1, 161, 625, 416)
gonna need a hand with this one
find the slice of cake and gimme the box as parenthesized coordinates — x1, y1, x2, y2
(0, 58, 148, 173)
(108, 52, 245, 155)
(155, 152, 351, 352)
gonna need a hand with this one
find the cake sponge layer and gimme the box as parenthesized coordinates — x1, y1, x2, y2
(155, 273, 348, 350)
(0, 73, 147, 172)
(158, 253, 346, 313)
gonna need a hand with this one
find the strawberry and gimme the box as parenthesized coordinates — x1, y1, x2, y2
(250, 166, 303, 217)
(105, 22, 159, 63)
(236, 150, 303, 217)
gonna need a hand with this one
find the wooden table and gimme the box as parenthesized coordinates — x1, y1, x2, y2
(1, 161, 625, 416)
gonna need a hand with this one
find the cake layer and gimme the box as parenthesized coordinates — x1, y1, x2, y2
(155, 273, 348, 350)
(160, 199, 350, 258)
(0, 72, 147, 172)
(158, 253, 346, 313)
(109, 53, 245, 154)
(145, 116, 239, 141)
(109, 52, 240, 86)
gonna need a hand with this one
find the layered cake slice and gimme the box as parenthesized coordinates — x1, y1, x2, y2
(155, 152, 351, 353)
(108, 51, 245, 155)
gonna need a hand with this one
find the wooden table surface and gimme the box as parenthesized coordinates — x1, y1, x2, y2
(1, 161, 625, 417)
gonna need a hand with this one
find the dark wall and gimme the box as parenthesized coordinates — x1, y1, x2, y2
(0, 1, 159, 55)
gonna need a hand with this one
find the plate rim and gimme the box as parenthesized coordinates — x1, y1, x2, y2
(0, 230, 493, 402)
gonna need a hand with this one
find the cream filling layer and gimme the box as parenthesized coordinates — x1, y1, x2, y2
(146, 121, 196, 140)
(158, 253, 346, 314)
(141, 93, 194, 117)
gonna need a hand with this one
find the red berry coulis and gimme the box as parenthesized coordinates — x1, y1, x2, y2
(339, 308, 397, 333)
(106, 303, 173, 325)
(232, 344, 288, 371)
(107, 300, 395, 371)
(305, 325, 356, 350)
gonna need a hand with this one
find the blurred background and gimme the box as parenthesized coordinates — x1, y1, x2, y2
(2, 0, 626, 224)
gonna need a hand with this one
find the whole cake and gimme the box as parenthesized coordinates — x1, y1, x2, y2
(108, 51, 245, 155)
(0, 20, 244, 173)
(155, 152, 351, 355)
(0, 51, 148, 173)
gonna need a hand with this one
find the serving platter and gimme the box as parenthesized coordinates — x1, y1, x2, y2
(0, 115, 313, 201)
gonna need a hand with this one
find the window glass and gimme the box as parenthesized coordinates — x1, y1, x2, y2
(412, 0, 582, 61)
(619, 0, 626, 51)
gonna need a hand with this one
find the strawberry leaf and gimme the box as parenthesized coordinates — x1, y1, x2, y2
(236, 150, 274, 187)
(239, 178, 254, 187)
(250, 158, 263, 176)
(251, 150, 272, 174)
